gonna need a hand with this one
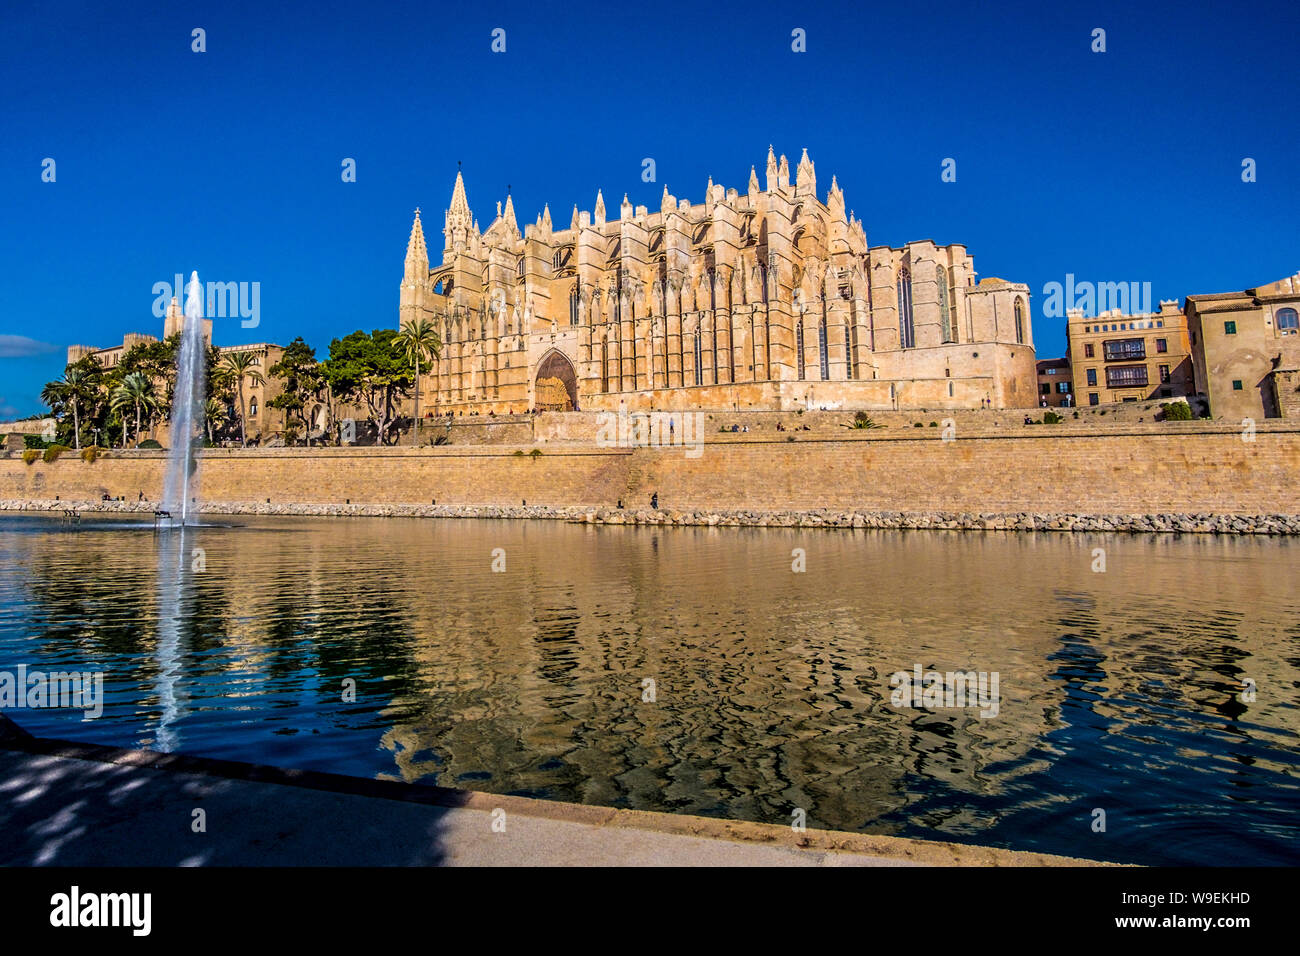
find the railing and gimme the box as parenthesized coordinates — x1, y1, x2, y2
(1106, 365, 1149, 388)
(1103, 339, 1146, 361)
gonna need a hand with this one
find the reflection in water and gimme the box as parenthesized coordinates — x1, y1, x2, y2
(152, 529, 190, 752)
(0, 513, 1297, 865)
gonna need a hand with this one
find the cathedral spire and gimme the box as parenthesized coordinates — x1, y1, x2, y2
(796, 148, 816, 197)
(503, 192, 518, 233)
(541, 203, 552, 230)
(570, 204, 580, 231)
(748, 165, 760, 196)
(765, 145, 778, 192)
(444, 169, 473, 252)
(448, 170, 470, 219)
(827, 174, 845, 221)
(594, 189, 606, 226)
(405, 207, 428, 274)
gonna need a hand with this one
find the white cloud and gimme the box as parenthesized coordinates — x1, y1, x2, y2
(0, 335, 58, 358)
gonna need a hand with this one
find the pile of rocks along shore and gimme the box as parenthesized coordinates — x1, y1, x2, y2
(3, 499, 1299, 534)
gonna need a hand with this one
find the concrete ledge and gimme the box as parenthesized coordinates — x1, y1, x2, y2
(0, 725, 1107, 866)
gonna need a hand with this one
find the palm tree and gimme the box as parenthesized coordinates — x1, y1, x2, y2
(202, 397, 227, 444)
(40, 366, 95, 450)
(221, 350, 264, 447)
(111, 372, 154, 447)
(393, 318, 442, 443)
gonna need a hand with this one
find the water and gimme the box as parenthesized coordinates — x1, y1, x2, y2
(0, 513, 1297, 865)
(161, 271, 206, 525)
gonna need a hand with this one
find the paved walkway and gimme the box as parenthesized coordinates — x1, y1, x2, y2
(0, 717, 1098, 867)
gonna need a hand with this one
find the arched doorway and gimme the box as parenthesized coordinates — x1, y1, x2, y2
(307, 402, 329, 436)
(534, 349, 579, 411)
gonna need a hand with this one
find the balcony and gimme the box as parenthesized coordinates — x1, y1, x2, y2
(1103, 338, 1146, 362)
(1106, 365, 1148, 388)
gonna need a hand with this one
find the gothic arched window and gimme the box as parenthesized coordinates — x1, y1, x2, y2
(750, 317, 758, 379)
(1014, 297, 1025, 344)
(938, 265, 953, 343)
(797, 320, 806, 380)
(897, 267, 914, 349)
(569, 285, 579, 326)
(693, 329, 703, 386)
(947, 267, 958, 342)
(818, 305, 829, 381)
(517, 258, 525, 279)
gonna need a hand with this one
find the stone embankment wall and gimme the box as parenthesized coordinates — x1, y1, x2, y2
(1, 424, 1296, 524)
(4, 498, 1298, 535)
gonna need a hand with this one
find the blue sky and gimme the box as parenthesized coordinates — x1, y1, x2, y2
(1, 0, 1296, 417)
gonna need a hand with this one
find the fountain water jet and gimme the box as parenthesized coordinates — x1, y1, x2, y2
(161, 272, 207, 526)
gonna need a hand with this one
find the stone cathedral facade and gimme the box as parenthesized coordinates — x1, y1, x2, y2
(399, 149, 1037, 415)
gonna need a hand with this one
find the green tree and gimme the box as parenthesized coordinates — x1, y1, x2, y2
(202, 397, 227, 444)
(119, 334, 180, 418)
(392, 318, 441, 443)
(111, 372, 155, 447)
(221, 350, 265, 447)
(40, 363, 100, 450)
(321, 329, 414, 445)
(268, 337, 322, 445)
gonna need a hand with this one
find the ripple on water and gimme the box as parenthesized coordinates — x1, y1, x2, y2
(1, 514, 1297, 865)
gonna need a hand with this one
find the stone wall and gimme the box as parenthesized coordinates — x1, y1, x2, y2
(1, 426, 1297, 517)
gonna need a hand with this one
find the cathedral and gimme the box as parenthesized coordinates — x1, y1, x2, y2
(399, 148, 1037, 415)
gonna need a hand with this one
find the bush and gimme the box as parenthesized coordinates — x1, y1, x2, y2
(913, 422, 923, 428)
(1043, 410, 1064, 425)
(42, 443, 69, 463)
(138, 439, 163, 449)
(928, 421, 938, 427)
(852, 411, 881, 429)
(1162, 401, 1193, 421)
(512, 449, 526, 457)
(23, 434, 49, 450)
(22, 449, 39, 465)
(528, 448, 542, 458)
(80, 446, 105, 463)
